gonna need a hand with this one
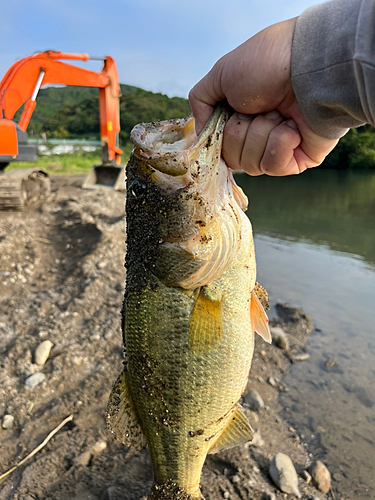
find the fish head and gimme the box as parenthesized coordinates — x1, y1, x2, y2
(127, 105, 251, 289)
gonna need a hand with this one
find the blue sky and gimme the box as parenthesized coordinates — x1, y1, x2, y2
(1, 0, 322, 98)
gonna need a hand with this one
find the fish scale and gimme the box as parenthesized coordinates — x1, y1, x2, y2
(106, 105, 271, 500)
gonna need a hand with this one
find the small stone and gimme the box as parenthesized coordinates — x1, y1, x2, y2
(300, 470, 312, 484)
(223, 492, 230, 499)
(90, 334, 101, 342)
(324, 358, 338, 369)
(101, 486, 117, 500)
(243, 390, 265, 412)
(91, 440, 107, 454)
(97, 260, 107, 269)
(75, 450, 92, 466)
(267, 376, 277, 387)
(269, 453, 301, 498)
(2, 414, 15, 429)
(310, 461, 331, 494)
(271, 327, 289, 350)
(262, 493, 276, 500)
(251, 432, 265, 447)
(293, 353, 310, 362)
(34, 340, 53, 366)
(72, 356, 83, 366)
(25, 372, 46, 388)
(38, 330, 48, 338)
(312, 497, 321, 500)
(231, 475, 240, 484)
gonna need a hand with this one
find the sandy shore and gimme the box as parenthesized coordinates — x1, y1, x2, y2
(0, 176, 331, 500)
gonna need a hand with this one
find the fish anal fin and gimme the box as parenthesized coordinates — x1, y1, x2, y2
(106, 370, 147, 451)
(189, 287, 223, 354)
(208, 405, 253, 455)
(251, 289, 272, 344)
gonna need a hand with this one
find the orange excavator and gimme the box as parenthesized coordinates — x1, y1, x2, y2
(0, 51, 125, 209)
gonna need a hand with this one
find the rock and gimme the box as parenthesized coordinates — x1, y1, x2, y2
(2, 414, 14, 429)
(251, 432, 265, 447)
(324, 357, 338, 369)
(231, 474, 240, 484)
(97, 260, 108, 269)
(101, 486, 117, 500)
(270, 327, 289, 350)
(243, 390, 265, 412)
(91, 440, 107, 454)
(25, 372, 46, 388)
(269, 453, 301, 498)
(300, 470, 312, 484)
(34, 340, 53, 366)
(312, 497, 321, 500)
(223, 492, 230, 499)
(75, 450, 92, 466)
(262, 493, 276, 500)
(38, 330, 48, 338)
(293, 353, 310, 362)
(310, 460, 331, 494)
(267, 376, 277, 387)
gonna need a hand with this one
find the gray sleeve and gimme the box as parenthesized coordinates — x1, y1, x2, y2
(291, 0, 375, 139)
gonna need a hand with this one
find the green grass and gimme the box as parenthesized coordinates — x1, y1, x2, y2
(7, 145, 133, 176)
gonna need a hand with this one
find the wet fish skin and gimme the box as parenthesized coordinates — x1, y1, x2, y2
(107, 106, 270, 500)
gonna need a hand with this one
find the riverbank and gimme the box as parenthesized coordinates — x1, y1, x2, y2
(0, 176, 332, 500)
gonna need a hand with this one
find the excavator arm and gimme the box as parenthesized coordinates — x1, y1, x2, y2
(0, 51, 122, 163)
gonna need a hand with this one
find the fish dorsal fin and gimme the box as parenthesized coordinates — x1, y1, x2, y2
(189, 287, 223, 353)
(106, 370, 147, 451)
(251, 289, 272, 344)
(208, 405, 254, 455)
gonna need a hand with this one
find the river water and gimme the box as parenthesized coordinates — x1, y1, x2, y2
(236, 169, 375, 500)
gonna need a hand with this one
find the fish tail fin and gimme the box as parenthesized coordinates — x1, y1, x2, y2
(147, 483, 204, 500)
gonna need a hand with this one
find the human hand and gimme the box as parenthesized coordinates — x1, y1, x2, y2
(189, 18, 338, 176)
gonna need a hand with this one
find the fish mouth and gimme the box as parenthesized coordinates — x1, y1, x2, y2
(130, 105, 230, 177)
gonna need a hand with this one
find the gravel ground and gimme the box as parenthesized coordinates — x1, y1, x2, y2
(0, 176, 332, 500)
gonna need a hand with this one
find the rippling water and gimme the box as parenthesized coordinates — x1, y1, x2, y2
(236, 169, 375, 499)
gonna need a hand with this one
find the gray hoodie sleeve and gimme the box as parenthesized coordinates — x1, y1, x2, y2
(291, 0, 375, 139)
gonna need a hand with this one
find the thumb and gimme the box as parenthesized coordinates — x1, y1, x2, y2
(189, 61, 225, 135)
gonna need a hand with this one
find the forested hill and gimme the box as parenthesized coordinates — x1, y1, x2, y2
(24, 85, 375, 169)
(25, 84, 191, 148)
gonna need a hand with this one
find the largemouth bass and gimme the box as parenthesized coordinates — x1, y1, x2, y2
(107, 106, 271, 500)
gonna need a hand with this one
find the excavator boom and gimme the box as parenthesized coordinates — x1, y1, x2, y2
(0, 51, 125, 208)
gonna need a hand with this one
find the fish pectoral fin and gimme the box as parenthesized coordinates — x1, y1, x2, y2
(254, 282, 269, 310)
(208, 405, 254, 455)
(106, 370, 147, 451)
(189, 287, 223, 354)
(251, 289, 272, 344)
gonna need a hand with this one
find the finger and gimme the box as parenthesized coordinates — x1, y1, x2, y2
(238, 111, 285, 175)
(221, 113, 253, 172)
(260, 120, 302, 176)
(189, 60, 226, 135)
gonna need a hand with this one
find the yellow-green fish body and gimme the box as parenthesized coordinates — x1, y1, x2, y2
(107, 106, 270, 500)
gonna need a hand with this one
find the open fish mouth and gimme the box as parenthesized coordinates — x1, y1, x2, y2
(130, 105, 230, 177)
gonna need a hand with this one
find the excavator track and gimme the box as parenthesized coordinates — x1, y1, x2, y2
(0, 168, 50, 210)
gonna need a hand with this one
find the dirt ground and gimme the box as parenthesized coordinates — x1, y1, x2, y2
(0, 177, 332, 500)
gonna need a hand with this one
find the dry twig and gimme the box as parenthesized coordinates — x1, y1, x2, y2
(0, 414, 73, 482)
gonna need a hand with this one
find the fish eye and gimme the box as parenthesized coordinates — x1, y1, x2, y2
(130, 180, 147, 198)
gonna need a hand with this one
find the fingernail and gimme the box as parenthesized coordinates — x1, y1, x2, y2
(236, 113, 252, 121)
(264, 110, 282, 119)
(285, 119, 298, 129)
